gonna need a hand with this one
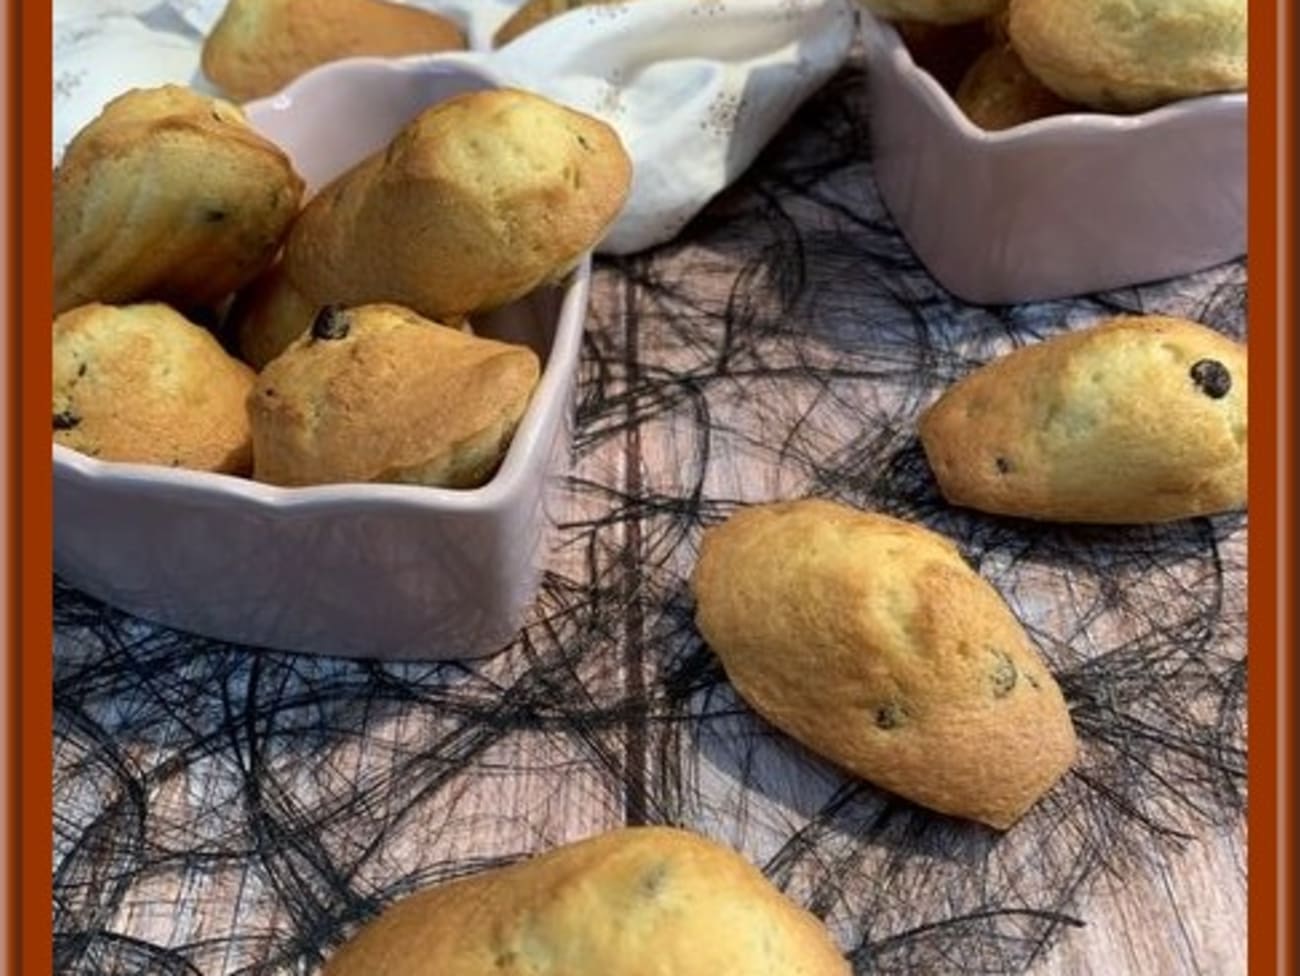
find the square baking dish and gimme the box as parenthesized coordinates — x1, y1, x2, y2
(859, 13, 1247, 305)
(53, 57, 589, 660)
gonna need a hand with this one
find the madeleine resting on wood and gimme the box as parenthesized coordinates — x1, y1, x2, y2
(321, 827, 850, 976)
(919, 315, 1247, 523)
(691, 498, 1078, 830)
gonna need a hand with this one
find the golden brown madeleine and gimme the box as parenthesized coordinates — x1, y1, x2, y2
(249, 304, 540, 488)
(692, 499, 1077, 830)
(321, 827, 850, 976)
(955, 42, 1076, 129)
(53, 303, 256, 474)
(919, 316, 1247, 523)
(282, 88, 632, 324)
(858, 0, 1006, 26)
(53, 85, 304, 316)
(230, 263, 320, 371)
(201, 0, 466, 102)
(1007, 0, 1247, 111)
(494, 0, 629, 48)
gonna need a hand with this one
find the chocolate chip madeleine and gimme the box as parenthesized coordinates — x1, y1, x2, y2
(249, 304, 540, 488)
(919, 315, 1247, 523)
(54, 302, 255, 474)
(692, 499, 1078, 830)
(54, 85, 304, 316)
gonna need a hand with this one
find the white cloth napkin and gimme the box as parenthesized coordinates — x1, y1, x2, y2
(53, 0, 856, 254)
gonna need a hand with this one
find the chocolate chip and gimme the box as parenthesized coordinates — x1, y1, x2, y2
(311, 305, 350, 341)
(576, 133, 591, 150)
(1189, 359, 1231, 399)
(77, 362, 87, 377)
(874, 702, 905, 730)
(640, 863, 670, 896)
(53, 411, 80, 431)
(990, 650, 1017, 698)
(203, 209, 227, 223)
(995, 456, 1012, 474)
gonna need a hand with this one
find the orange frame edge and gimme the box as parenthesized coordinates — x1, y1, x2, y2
(8, 1, 1297, 974)
(1246, 0, 1296, 974)
(5, 0, 16, 971)
(15, 0, 55, 974)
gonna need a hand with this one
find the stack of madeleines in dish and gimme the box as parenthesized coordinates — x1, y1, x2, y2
(861, 0, 1248, 129)
(52, 79, 632, 488)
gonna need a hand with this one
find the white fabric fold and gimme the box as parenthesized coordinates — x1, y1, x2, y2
(52, 0, 856, 253)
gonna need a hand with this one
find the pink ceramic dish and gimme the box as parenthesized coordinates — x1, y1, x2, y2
(53, 57, 589, 660)
(859, 14, 1247, 305)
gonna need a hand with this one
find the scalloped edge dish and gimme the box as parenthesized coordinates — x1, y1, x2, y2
(53, 56, 591, 660)
(859, 14, 1247, 304)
